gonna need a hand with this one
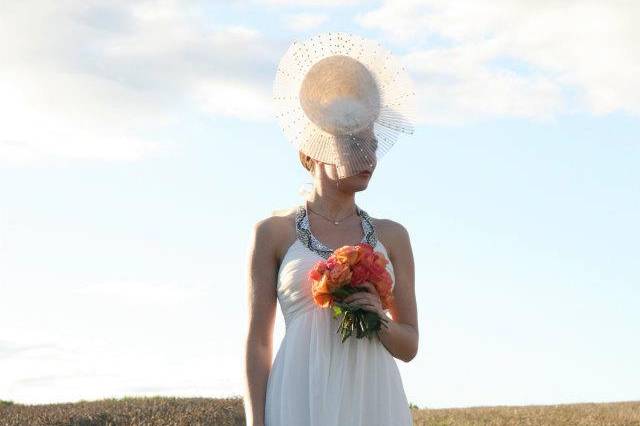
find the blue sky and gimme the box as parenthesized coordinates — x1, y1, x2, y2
(1, 0, 639, 409)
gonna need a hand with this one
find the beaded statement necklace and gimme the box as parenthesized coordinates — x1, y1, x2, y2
(295, 203, 378, 259)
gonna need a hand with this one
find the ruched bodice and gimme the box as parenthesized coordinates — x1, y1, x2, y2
(265, 203, 412, 426)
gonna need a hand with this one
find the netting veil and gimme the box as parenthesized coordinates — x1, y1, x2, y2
(272, 31, 416, 179)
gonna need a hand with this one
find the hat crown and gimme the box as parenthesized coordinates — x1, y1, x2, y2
(299, 55, 380, 136)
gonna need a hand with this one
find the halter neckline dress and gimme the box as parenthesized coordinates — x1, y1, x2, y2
(264, 203, 413, 426)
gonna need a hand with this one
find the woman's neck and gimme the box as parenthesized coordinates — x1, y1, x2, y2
(306, 192, 357, 220)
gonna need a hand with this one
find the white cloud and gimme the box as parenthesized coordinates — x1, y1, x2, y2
(403, 41, 564, 124)
(259, 0, 361, 5)
(2, 0, 635, 163)
(285, 12, 328, 32)
(0, 68, 171, 166)
(357, 0, 640, 123)
(193, 79, 274, 121)
(0, 1, 280, 166)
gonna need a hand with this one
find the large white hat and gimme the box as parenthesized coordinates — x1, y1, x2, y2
(272, 31, 416, 179)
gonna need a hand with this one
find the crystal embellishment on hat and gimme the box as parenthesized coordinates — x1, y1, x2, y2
(273, 32, 416, 179)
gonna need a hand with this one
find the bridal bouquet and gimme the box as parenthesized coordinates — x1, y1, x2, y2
(307, 243, 394, 342)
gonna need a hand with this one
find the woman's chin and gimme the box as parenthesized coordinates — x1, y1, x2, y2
(345, 178, 371, 191)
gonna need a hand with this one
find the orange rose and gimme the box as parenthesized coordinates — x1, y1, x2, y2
(312, 273, 330, 292)
(380, 272, 395, 292)
(313, 291, 333, 308)
(349, 263, 369, 286)
(381, 293, 394, 310)
(327, 261, 352, 288)
(356, 243, 376, 266)
(333, 245, 360, 266)
(308, 260, 327, 281)
(368, 253, 387, 276)
(312, 274, 333, 307)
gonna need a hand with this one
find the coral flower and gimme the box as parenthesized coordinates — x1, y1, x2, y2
(333, 245, 360, 266)
(356, 243, 375, 264)
(312, 275, 332, 307)
(308, 243, 395, 342)
(308, 260, 327, 281)
(349, 263, 369, 286)
(327, 261, 352, 288)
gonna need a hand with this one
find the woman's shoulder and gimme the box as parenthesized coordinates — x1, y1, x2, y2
(368, 214, 409, 238)
(252, 204, 301, 261)
(271, 204, 301, 219)
(368, 214, 411, 259)
(253, 204, 300, 227)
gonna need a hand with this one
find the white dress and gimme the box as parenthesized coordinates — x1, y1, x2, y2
(264, 203, 413, 426)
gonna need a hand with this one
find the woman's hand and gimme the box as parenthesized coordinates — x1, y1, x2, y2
(342, 281, 385, 318)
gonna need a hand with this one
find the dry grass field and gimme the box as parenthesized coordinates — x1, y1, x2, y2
(411, 400, 640, 425)
(1, 397, 638, 425)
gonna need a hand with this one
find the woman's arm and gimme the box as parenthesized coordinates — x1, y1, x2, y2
(243, 218, 279, 426)
(376, 220, 419, 362)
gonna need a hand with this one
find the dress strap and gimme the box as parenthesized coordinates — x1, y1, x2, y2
(357, 206, 378, 248)
(295, 203, 378, 259)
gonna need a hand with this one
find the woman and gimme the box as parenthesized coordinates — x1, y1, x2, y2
(244, 32, 418, 426)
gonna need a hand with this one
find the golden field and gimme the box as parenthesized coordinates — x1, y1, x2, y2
(1, 397, 639, 425)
